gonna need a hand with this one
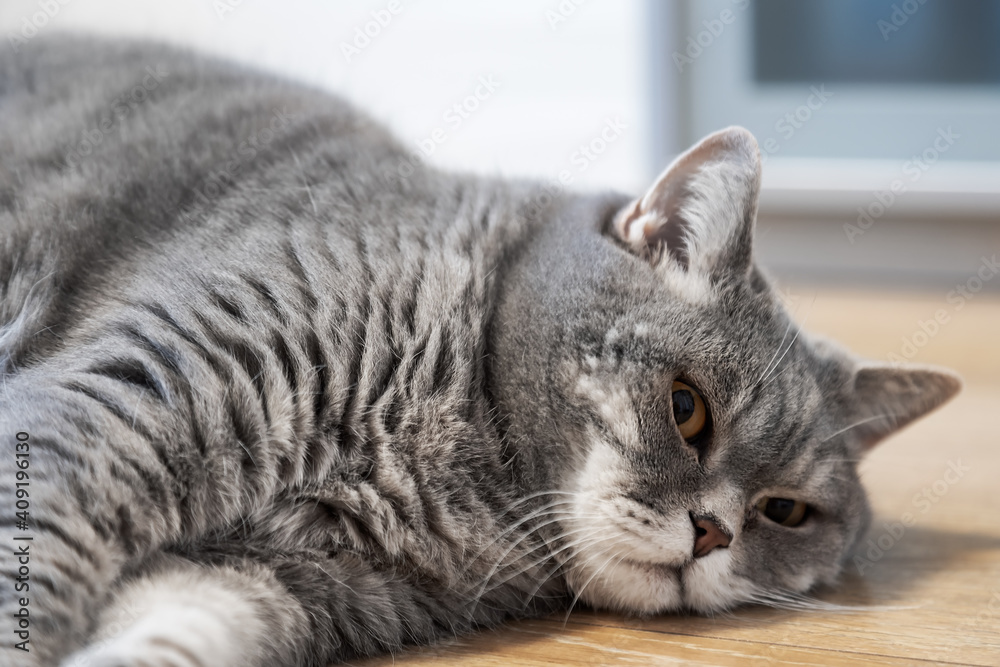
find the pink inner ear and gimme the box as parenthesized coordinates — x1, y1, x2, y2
(612, 126, 761, 273)
(642, 211, 691, 268)
(614, 175, 693, 268)
(613, 132, 741, 267)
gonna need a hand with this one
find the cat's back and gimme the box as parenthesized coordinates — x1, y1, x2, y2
(0, 40, 543, 507)
(0, 36, 389, 180)
(0, 36, 441, 369)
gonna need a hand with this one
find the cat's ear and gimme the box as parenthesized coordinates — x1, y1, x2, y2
(843, 364, 961, 452)
(612, 126, 760, 279)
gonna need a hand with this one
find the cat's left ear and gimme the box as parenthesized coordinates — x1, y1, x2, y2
(612, 126, 760, 279)
(842, 364, 961, 452)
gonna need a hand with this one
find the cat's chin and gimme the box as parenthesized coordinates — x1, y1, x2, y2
(571, 557, 684, 614)
(569, 551, 753, 614)
(680, 552, 755, 613)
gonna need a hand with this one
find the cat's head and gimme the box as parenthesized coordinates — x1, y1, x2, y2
(490, 126, 960, 613)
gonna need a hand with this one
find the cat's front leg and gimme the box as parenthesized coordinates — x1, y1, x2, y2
(1, 397, 132, 665)
(61, 546, 482, 667)
(58, 553, 305, 667)
(0, 372, 247, 665)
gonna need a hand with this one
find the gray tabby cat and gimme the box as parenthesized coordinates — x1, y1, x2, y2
(0, 38, 959, 667)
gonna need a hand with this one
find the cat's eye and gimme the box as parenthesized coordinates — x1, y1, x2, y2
(756, 497, 810, 527)
(671, 380, 707, 441)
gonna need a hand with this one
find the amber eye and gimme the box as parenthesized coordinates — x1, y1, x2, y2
(756, 497, 810, 527)
(671, 380, 707, 441)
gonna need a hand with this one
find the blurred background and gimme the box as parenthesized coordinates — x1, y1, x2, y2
(2, 5, 998, 663)
(1, 0, 998, 375)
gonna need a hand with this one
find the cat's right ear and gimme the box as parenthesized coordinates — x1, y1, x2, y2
(612, 126, 761, 281)
(842, 363, 962, 453)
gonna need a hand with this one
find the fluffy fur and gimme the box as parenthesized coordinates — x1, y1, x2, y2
(0, 38, 959, 667)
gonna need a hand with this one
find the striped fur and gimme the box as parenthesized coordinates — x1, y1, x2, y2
(0, 38, 959, 667)
(0, 38, 568, 666)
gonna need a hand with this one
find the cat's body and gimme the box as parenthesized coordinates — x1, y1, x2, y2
(0, 39, 959, 667)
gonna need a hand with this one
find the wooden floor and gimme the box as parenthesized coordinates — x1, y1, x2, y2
(353, 287, 1000, 666)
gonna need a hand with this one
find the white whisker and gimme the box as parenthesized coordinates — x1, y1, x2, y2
(755, 318, 793, 387)
(744, 587, 914, 613)
(562, 544, 626, 624)
(760, 294, 815, 388)
(820, 413, 898, 443)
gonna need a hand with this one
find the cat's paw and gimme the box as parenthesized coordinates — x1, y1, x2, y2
(59, 601, 231, 667)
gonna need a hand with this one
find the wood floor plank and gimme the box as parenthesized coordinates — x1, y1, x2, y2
(349, 618, 969, 666)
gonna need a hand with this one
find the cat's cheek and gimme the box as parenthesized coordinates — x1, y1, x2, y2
(785, 569, 820, 594)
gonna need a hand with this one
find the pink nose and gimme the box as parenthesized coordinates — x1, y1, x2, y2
(692, 515, 732, 558)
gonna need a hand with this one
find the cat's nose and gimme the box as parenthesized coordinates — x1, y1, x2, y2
(691, 513, 732, 558)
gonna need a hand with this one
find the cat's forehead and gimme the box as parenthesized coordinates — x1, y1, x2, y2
(579, 275, 846, 442)
(612, 274, 801, 377)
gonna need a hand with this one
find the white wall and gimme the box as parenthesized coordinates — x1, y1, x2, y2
(1, 0, 654, 194)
